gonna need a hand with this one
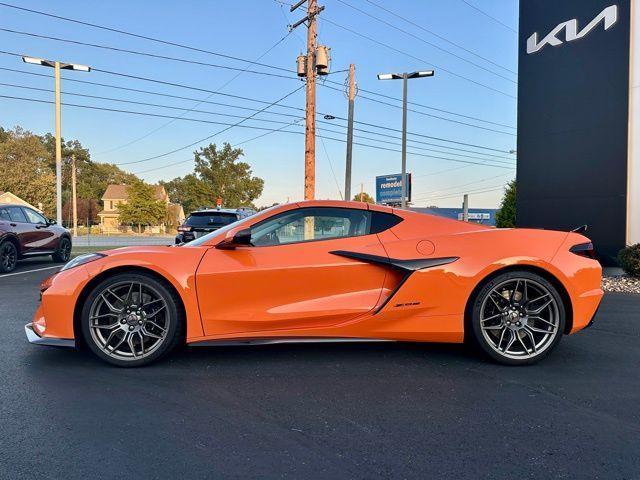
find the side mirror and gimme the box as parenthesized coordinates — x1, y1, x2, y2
(216, 228, 252, 250)
(47, 219, 57, 226)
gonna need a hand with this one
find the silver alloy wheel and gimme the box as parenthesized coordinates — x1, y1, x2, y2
(479, 278, 560, 360)
(88, 281, 170, 361)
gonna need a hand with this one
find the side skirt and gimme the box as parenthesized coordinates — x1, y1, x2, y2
(189, 337, 395, 347)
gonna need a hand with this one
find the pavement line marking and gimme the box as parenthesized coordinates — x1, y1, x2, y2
(0, 265, 61, 278)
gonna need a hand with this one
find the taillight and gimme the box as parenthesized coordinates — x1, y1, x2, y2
(570, 242, 596, 259)
(177, 225, 192, 232)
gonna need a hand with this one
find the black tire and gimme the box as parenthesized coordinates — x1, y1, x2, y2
(0, 240, 18, 273)
(469, 270, 566, 366)
(52, 237, 72, 262)
(80, 272, 184, 367)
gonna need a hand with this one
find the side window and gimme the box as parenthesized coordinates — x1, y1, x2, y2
(0, 208, 10, 221)
(250, 207, 371, 246)
(7, 207, 28, 223)
(370, 211, 403, 234)
(23, 208, 47, 224)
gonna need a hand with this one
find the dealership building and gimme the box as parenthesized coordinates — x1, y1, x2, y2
(517, 0, 639, 263)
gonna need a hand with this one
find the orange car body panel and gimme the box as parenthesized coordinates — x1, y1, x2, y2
(33, 200, 603, 345)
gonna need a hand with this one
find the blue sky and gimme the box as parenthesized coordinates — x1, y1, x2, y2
(0, 0, 519, 208)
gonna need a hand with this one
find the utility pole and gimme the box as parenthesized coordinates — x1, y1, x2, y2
(71, 154, 78, 237)
(304, 0, 318, 201)
(377, 70, 434, 209)
(462, 194, 469, 222)
(359, 182, 364, 202)
(22, 56, 90, 225)
(344, 63, 356, 201)
(290, 0, 326, 202)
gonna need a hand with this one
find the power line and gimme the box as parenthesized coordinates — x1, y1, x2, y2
(0, 92, 513, 172)
(4, 79, 514, 165)
(319, 137, 344, 200)
(364, 0, 516, 75)
(321, 83, 515, 136)
(97, 30, 293, 155)
(0, 1, 518, 128)
(1, 64, 516, 155)
(114, 84, 306, 166)
(135, 118, 305, 175)
(334, 0, 516, 83)
(0, 82, 302, 126)
(459, 0, 517, 34)
(0, 27, 298, 81)
(412, 172, 513, 198)
(0, 1, 296, 73)
(321, 17, 516, 99)
(416, 184, 509, 203)
(351, 84, 516, 130)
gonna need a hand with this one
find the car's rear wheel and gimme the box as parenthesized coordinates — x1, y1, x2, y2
(52, 237, 71, 262)
(0, 240, 18, 273)
(470, 271, 566, 365)
(80, 272, 183, 367)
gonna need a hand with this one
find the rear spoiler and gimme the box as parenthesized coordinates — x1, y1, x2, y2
(571, 225, 588, 234)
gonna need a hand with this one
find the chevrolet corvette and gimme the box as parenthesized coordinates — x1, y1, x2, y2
(26, 200, 603, 367)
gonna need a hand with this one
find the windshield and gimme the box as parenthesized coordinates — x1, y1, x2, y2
(186, 204, 281, 247)
(186, 212, 238, 227)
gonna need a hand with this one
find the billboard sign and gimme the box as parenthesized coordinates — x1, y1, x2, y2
(375, 173, 411, 204)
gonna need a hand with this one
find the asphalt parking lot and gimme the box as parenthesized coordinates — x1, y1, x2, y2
(1, 261, 639, 479)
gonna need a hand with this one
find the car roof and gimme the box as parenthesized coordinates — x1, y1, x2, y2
(189, 208, 244, 215)
(293, 199, 394, 213)
(0, 204, 32, 209)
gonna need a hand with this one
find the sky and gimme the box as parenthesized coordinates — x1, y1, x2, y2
(0, 0, 519, 209)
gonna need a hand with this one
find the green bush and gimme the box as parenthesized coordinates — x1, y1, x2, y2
(618, 244, 640, 277)
(495, 180, 516, 228)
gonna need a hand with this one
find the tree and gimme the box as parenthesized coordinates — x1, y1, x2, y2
(495, 180, 516, 228)
(160, 174, 213, 214)
(163, 143, 264, 211)
(117, 180, 167, 233)
(62, 198, 100, 226)
(0, 127, 56, 216)
(353, 192, 375, 204)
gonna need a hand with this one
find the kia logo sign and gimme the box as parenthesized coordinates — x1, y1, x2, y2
(526, 4, 618, 54)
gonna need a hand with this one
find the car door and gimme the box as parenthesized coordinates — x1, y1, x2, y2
(5, 206, 32, 253)
(196, 206, 390, 336)
(21, 207, 57, 252)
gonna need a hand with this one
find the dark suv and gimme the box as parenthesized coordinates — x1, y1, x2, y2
(0, 204, 72, 273)
(175, 208, 256, 244)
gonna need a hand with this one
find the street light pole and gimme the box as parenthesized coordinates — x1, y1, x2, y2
(377, 70, 435, 209)
(401, 73, 408, 209)
(22, 56, 91, 226)
(54, 61, 62, 225)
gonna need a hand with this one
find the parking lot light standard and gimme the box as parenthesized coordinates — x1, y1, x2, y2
(377, 70, 435, 208)
(21, 56, 91, 226)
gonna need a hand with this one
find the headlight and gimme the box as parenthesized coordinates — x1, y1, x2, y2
(60, 252, 106, 272)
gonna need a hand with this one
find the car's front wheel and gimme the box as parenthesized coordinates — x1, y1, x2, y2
(470, 271, 566, 365)
(0, 240, 17, 273)
(80, 272, 184, 367)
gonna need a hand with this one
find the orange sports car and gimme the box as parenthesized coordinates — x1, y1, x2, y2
(26, 200, 603, 367)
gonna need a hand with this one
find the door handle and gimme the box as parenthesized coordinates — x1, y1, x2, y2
(10, 223, 16, 227)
